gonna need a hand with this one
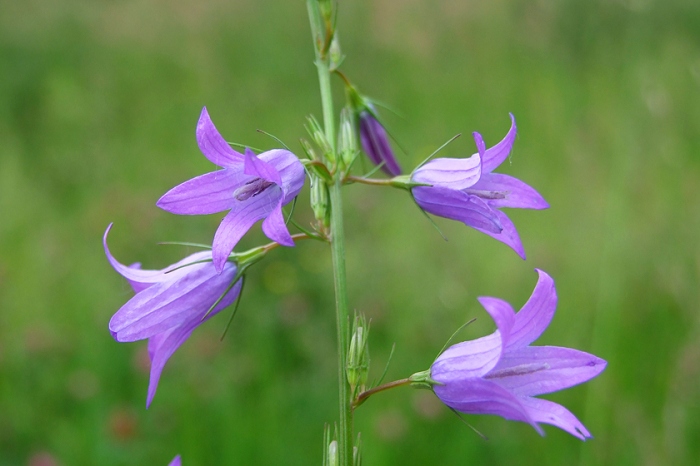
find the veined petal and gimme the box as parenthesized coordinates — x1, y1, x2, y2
(146, 324, 196, 408)
(144, 277, 242, 407)
(481, 113, 517, 174)
(433, 377, 543, 435)
(518, 397, 592, 440)
(244, 148, 282, 186)
(411, 154, 481, 191)
(103, 224, 213, 290)
(156, 168, 245, 215)
(109, 261, 238, 341)
(487, 346, 607, 396)
(261, 202, 294, 246)
(260, 149, 306, 202)
(469, 208, 526, 259)
(470, 173, 549, 210)
(507, 269, 556, 350)
(433, 332, 503, 379)
(196, 107, 244, 167)
(477, 297, 515, 350)
(211, 185, 283, 271)
(412, 186, 503, 233)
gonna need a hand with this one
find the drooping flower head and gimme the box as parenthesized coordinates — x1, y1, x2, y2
(157, 107, 305, 272)
(104, 224, 242, 407)
(411, 114, 548, 259)
(419, 269, 606, 439)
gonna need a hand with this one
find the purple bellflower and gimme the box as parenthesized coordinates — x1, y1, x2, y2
(157, 107, 305, 272)
(104, 224, 242, 407)
(359, 109, 402, 176)
(411, 114, 548, 259)
(168, 455, 181, 466)
(424, 269, 606, 439)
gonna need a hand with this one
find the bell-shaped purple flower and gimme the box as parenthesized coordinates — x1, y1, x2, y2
(429, 269, 606, 440)
(157, 107, 305, 272)
(104, 224, 242, 407)
(411, 114, 548, 259)
(359, 109, 402, 176)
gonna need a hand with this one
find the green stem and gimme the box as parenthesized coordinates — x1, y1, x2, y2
(308, 3, 352, 464)
(329, 180, 353, 466)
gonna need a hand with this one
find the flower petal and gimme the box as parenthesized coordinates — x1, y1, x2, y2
(244, 148, 282, 186)
(433, 332, 503, 379)
(144, 277, 242, 407)
(469, 209, 526, 259)
(196, 107, 244, 167)
(481, 113, 516, 174)
(506, 269, 556, 350)
(260, 149, 306, 202)
(487, 346, 607, 396)
(109, 261, 239, 341)
(103, 224, 213, 291)
(211, 185, 283, 271)
(412, 186, 503, 233)
(518, 397, 592, 440)
(473, 132, 486, 157)
(168, 455, 182, 466)
(433, 377, 543, 435)
(146, 324, 196, 408)
(470, 173, 549, 210)
(261, 202, 294, 246)
(156, 168, 245, 215)
(477, 297, 515, 350)
(411, 154, 481, 191)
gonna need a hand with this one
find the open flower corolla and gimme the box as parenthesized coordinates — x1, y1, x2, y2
(411, 114, 548, 258)
(104, 224, 242, 407)
(428, 269, 606, 439)
(157, 107, 305, 271)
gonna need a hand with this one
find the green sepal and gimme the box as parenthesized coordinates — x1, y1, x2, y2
(408, 369, 442, 389)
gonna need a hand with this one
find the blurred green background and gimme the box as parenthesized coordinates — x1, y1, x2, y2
(1, 0, 699, 465)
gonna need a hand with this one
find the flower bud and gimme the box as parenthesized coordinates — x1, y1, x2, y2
(338, 107, 359, 171)
(329, 33, 344, 71)
(327, 440, 338, 466)
(346, 315, 370, 394)
(306, 115, 335, 164)
(311, 177, 330, 230)
(345, 85, 401, 176)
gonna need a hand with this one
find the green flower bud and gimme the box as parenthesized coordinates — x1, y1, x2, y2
(327, 440, 338, 466)
(338, 107, 359, 171)
(347, 315, 370, 394)
(305, 115, 335, 164)
(311, 177, 330, 230)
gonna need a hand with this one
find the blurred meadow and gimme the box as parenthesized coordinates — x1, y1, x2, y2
(1, 0, 699, 464)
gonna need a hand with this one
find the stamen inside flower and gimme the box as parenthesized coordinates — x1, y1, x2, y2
(233, 178, 275, 201)
(464, 189, 508, 200)
(485, 362, 550, 379)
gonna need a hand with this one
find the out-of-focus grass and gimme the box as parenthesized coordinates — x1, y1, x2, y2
(1, 0, 699, 465)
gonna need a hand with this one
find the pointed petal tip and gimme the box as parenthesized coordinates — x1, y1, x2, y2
(472, 132, 486, 156)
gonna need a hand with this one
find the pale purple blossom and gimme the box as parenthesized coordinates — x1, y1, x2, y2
(411, 114, 548, 259)
(157, 107, 305, 272)
(168, 455, 181, 466)
(104, 224, 242, 407)
(359, 110, 402, 176)
(429, 269, 606, 439)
